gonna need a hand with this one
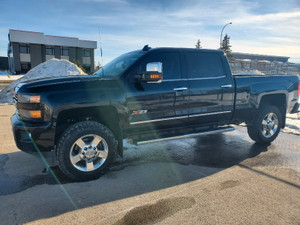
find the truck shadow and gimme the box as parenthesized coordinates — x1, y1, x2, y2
(0, 128, 270, 224)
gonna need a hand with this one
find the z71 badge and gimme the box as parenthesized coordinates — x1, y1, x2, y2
(132, 110, 148, 115)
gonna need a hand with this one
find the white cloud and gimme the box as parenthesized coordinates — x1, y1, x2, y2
(1, 0, 299, 65)
(232, 10, 300, 24)
(85, 2, 299, 65)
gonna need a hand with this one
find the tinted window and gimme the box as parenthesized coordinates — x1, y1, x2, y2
(84, 49, 91, 57)
(20, 62, 31, 73)
(19, 44, 30, 54)
(94, 50, 146, 78)
(144, 52, 181, 80)
(186, 52, 224, 78)
(45, 46, 54, 55)
(60, 47, 69, 56)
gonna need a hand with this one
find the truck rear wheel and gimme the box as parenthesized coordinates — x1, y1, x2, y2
(56, 121, 117, 181)
(247, 105, 282, 144)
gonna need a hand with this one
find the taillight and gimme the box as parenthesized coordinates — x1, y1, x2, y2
(298, 82, 300, 96)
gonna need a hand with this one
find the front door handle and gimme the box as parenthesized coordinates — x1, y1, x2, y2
(221, 84, 233, 88)
(173, 87, 188, 91)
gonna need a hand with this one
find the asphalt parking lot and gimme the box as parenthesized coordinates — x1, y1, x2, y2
(0, 105, 299, 225)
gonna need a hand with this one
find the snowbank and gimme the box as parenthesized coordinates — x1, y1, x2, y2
(0, 59, 87, 104)
(283, 113, 300, 135)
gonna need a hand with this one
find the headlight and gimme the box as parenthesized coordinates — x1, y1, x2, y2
(18, 95, 41, 103)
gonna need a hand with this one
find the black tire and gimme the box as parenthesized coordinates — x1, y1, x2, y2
(247, 105, 282, 144)
(56, 121, 117, 181)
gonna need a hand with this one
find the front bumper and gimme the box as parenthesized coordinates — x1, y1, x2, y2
(11, 113, 57, 166)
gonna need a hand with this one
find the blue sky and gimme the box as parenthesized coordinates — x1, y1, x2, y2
(0, 0, 299, 65)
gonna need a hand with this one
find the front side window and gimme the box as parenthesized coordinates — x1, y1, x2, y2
(186, 52, 225, 78)
(45, 46, 54, 55)
(19, 44, 30, 54)
(142, 52, 181, 80)
(60, 47, 69, 56)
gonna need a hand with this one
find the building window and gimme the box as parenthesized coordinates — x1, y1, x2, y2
(60, 47, 69, 56)
(19, 44, 30, 54)
(83, 65, 91, 73)
(84, 49, 91, 57)
(45, 46, 54, 55)
(20, 62, 31, 73)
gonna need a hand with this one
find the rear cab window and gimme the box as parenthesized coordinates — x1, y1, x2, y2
(186, 52, 225, 79)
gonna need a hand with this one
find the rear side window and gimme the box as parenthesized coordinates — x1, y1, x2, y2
(143, 52, 181, 80)
(186, 52, 224, 78)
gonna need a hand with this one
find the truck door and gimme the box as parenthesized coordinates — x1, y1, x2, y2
(184, 51, 234, 124)
(126, 51, 189, 129)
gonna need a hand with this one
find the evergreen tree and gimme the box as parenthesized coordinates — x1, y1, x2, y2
(220, 34, 233, 62)
(220, 34, 231, 53)
(195, 39, 202, 49)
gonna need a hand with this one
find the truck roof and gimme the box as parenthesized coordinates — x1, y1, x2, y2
(142, 46, 224, 54)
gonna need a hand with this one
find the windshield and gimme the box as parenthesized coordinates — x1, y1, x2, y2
(94, 50, 146, 78)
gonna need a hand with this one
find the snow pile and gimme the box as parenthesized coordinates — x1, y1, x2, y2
(283, 113, 300, 135)
(0, 59, 87, 104)
(18, 58, 87, 80)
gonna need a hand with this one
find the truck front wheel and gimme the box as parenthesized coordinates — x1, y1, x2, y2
(247, 105, 282, 144)
(56, 121, 117, 181)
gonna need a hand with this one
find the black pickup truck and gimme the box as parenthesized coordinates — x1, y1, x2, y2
(11, 46, 299, 180)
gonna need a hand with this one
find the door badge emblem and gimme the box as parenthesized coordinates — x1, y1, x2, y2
(132, 110, 148, 115)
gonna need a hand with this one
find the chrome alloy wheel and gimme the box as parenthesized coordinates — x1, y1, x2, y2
(69, 134, 108, 172)
(261, 112, 278, 138)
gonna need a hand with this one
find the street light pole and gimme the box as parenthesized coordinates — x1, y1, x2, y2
(220, 22, 232, 49)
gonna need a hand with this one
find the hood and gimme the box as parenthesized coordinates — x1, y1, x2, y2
(23, 75, 97, 87)
(16, 75, 118, 94)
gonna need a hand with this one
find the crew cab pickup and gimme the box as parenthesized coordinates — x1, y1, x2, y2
(11, 46, 300, 180)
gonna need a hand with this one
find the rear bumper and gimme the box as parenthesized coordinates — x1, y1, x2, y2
(11, 113, 57, 166)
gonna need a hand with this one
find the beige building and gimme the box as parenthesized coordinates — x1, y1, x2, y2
(8, 29, 97, 74)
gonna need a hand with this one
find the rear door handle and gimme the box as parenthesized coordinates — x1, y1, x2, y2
(173, 87, 188, 91)
(221, 84, 233, 88)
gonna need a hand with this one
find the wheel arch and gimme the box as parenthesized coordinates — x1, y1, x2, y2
(55, 106, 123, 157)
(258, 93, 287, 128)
(247, 104, 283, 144)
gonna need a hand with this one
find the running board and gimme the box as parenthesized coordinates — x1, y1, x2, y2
(136, 126, 235, 145)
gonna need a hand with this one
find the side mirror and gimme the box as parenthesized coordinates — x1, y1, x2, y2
(146, 62, 162, 73)
(136, 62, 163, 83)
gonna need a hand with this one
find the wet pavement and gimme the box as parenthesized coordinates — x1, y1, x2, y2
(1, 126, 299, 195)
(0, 82, 9, 91)
(0, 126, 299, 224)
(0, 128, 268, 196)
